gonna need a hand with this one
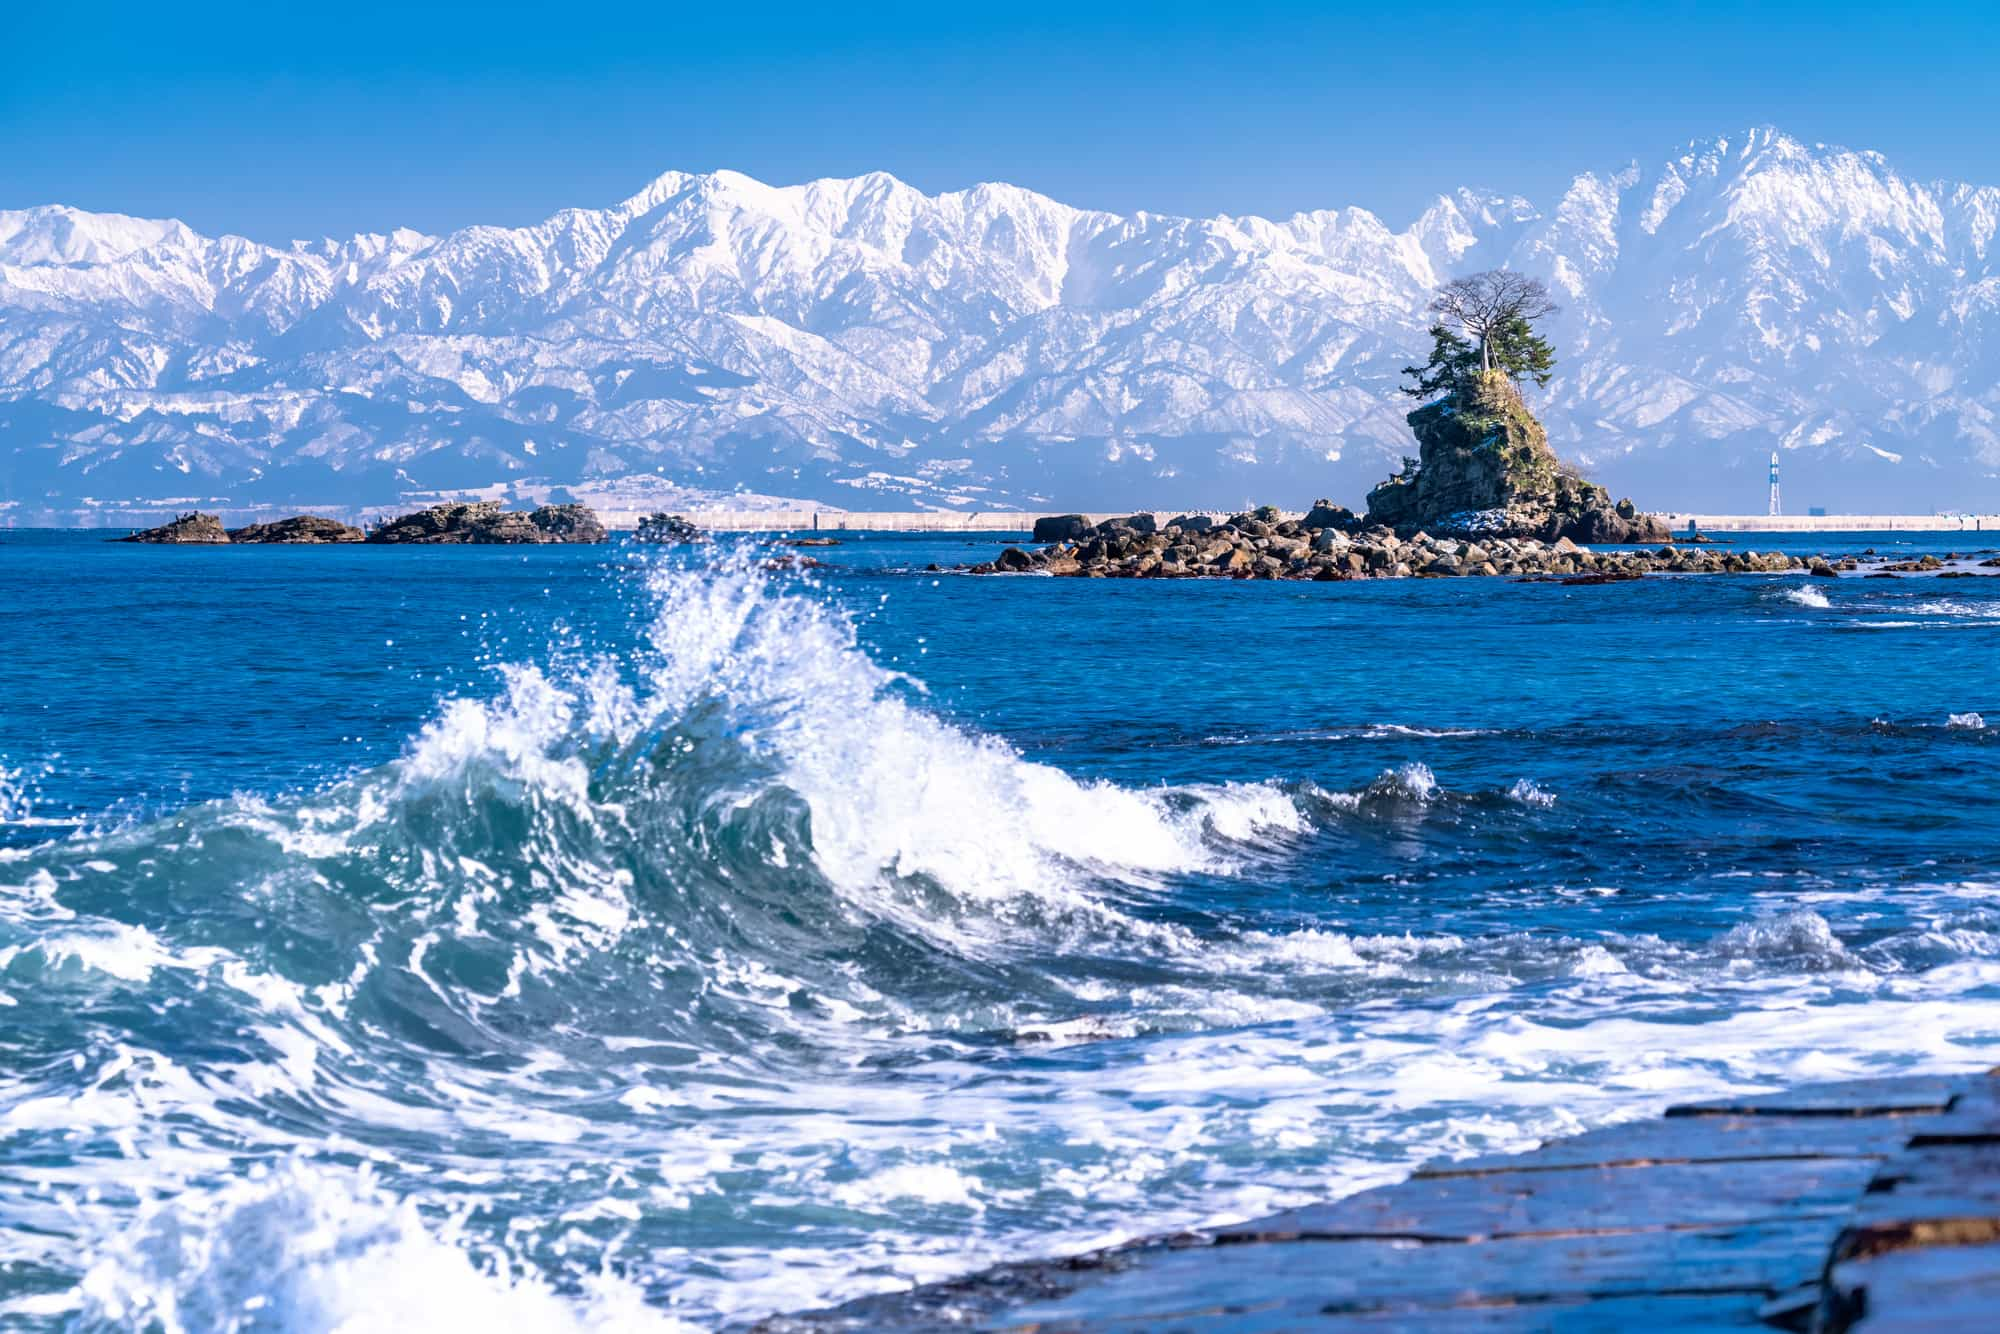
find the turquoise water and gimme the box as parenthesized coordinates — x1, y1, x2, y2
(1, 529, 1997, 1329)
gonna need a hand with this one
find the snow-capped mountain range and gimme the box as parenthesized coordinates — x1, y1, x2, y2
(4, 126, 1997, 523)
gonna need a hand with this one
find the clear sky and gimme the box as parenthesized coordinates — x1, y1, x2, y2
(7, 0, 1997, 244)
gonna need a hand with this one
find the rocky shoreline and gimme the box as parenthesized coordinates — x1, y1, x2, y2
(969, 508, 1838, 580)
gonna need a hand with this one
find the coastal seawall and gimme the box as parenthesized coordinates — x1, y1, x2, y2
(761, 1069, 2000, 1332)
(1667, 513, 2000, 533)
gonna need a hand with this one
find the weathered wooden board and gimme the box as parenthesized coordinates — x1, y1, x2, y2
(1900, 1075, 2000, 1144)
(1421, 1114, 1914, 1177)
(1665, 1078, 1961, 1119)
(1215, 1158, 1880, 1243)
(1828, 1239, 2000, 1332)
(989, 1222, 1836, 1331)
(990, 1291, 1772, 1332)
(1850, 1142, 2000, 1227)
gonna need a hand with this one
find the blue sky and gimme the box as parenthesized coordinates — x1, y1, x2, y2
(6, 1, 1996, 243)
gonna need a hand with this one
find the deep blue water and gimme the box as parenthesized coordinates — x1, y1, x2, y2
(1, 528, 1997, 1329)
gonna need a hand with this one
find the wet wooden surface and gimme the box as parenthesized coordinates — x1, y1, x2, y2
(756, 1071, 2000, 1333)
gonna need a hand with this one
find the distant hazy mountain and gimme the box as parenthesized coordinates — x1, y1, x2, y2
(4, 126, 1996, 522)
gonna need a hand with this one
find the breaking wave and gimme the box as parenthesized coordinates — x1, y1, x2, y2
(10, 550, 2000, 1328)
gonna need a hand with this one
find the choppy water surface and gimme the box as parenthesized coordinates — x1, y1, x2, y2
(1, 529, 1997, 1330)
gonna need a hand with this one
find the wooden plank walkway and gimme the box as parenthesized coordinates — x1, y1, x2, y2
(754, 1071, 2000, 1333)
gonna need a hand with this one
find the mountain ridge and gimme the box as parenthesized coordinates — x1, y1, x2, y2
(4, 126, 1997, 523)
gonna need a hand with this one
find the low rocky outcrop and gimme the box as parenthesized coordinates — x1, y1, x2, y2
(121, 512, 230, 544)
(227, 516, 364, 543)
(636, 512, 709, 543)
(1032, 514, 1093, 543)
(1366, 373, 1669, 543)
(525, 503, 608, 542)
(969, 507, 1809, 581)
(1301, 499, 1361, 531)
(366, 502, 607, 544)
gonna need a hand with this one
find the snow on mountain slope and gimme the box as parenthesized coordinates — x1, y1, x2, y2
(3, 126, 1997, 522)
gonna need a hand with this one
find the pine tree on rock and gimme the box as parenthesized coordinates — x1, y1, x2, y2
(1401, 323, 1480, 399)
(1405, 271, 1559, 399)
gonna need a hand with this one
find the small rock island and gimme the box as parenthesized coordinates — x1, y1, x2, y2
(972, 271, 1714, 581)
(364, 501, 606, 544)
(119, 502, 608, 545)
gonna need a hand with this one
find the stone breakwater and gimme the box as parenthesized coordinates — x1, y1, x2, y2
(967, 511, 1830, 581)
(760, 1071, 2000, 1333)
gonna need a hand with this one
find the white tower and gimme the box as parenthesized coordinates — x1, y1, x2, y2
(1768, 452, 1781, 517)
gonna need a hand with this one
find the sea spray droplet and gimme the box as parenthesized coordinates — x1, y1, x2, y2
(1508, 779, 1557, 809)
(1364, 762, 1438, 803)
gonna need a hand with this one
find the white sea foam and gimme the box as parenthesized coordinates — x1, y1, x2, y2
(1366, 761, 1438, 803)
(1914, 599, 2000, 619)
(0, 762, 24, 824)
(1200, 723, 1494, 746)
(1779, 585, 1830, 609)
(832, 1163, 986, 1212)
(1508, 778, 1558, 809)
(76, 1161, 682, 1334)
(1947, 712, 1987, 730)
(1712, 910, 1862, 972)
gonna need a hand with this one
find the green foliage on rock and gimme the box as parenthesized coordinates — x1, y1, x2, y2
(1401, 323, 1479, 399)
(1403, 313, 1556, 400)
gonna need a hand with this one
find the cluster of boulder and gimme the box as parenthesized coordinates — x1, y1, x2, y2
(120, 502, 607, 545)
(973, 507, 1812, 581)
(366, 501, 607, 544)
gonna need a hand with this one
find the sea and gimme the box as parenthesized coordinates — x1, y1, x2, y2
(1, 527, 1996, 1331)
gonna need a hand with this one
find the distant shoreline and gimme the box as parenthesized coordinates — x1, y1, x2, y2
(439, 508, 2000, 535)
(8, 510, 2000, 536)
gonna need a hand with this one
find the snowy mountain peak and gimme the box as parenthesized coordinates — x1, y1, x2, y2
(3, 130, 1998, 523)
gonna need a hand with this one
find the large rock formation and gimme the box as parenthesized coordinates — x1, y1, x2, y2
(366, 502, 607, 544)
(120, 513, 230, 544)
(1366, 374, 1668, 543)
(227, 516, 363, 543)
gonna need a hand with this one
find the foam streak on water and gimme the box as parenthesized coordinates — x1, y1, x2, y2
(1, 540, 1998, 1330)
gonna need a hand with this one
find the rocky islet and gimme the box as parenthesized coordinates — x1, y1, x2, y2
(118, 503, 607, 545)
(118, 512, 232, 544)
(364, 501, 607, 544)
(973, 510, 1819, 580)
